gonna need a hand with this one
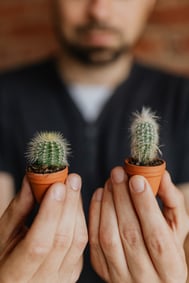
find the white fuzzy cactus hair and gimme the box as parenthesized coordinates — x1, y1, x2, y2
(26, 131, 69, 173)
(130, 107, 161, 165)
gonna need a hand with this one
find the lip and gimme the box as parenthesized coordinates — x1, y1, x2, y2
(81, 30, 116, 46)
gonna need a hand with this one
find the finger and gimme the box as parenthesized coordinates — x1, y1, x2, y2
(158, 171, 184, 208)
(59, 196, 88, 282)
(40, 173, 82, 272)
(99, 180, 129, 282)
(0, 225, 28, 261)
(89, 188, 109, 282)
(69, 256, 84, 283)
(129, 175, 186, 282)
(1, 182, 66, 281)
(0, 176, 34, 251)
(111, 167, 156, 282)
(158, 171, 189, 242)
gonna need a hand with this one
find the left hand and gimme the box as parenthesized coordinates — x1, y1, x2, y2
(89, 167, 189, 283)
(0, 174, 88, 283)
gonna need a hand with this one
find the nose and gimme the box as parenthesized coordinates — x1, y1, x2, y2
(88, 0, 112, 21)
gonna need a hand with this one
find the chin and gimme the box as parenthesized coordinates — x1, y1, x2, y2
(65, 44, 129, 66)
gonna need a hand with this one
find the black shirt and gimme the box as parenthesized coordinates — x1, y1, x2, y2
(0, 58, 189, 282)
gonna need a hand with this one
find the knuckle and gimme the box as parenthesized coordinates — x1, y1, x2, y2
(147, 231, 166, 255)
(99, 230, 118, 251)
(89, 225, 99, 249)
(89, 233, 97, 246)
(89, 234, 100, 251)
(26, 241, 50, 259)
(74, 232, 88, 251)
(121, 226, 141, 248)
(53, 233, 71, 249)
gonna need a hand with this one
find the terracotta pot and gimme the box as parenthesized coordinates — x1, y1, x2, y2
(26, 166, 68, 203)
(124, 159, 166, 195)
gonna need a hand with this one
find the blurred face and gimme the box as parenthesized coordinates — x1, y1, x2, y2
(53, 0, 156, 66)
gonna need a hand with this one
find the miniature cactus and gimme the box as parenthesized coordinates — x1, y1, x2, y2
(125, 107, 165, 195)
(130, 107, 161, 166)
(26, 131, 69, 174)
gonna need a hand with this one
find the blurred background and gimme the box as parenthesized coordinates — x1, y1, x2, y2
(0, 0, 189, 76)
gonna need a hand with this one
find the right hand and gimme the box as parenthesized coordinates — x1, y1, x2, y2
(89, 168, 189, 283)
(0, 174, 88, 283)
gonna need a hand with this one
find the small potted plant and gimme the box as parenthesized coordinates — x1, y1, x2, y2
(26, 131, 69, 202)
(125, 107, 166, 195)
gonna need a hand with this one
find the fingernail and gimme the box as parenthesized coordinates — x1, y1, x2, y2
(53, 183, 65, 201)
(69, 175, 81, 191)
(94, 189, 103, 201)
(130, 176, 145, 193)
(112, 168, 125, 183)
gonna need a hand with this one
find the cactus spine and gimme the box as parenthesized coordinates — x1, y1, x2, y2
(130, 107, 161, 166)
(26, 131, 69, 173)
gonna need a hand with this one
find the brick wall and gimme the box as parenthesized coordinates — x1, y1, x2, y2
(134, 0, 189, 77)
(0, 0, 189, 76)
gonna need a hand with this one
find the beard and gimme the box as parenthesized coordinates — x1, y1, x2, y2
(60, 43, 128, 66)
(54, 20, 130, 66)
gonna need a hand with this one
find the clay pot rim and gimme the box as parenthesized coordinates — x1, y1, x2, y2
(26, 165, 68, 175)
(125, 158, 166, 170)
(26, 166, 69, 185)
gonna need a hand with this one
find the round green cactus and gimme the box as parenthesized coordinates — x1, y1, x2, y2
(26, 131, 69, 173)
(130, 107, 161, 166)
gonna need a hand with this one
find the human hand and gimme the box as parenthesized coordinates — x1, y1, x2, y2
(0, 174, 88, 283)
(89, 167, 189, 283)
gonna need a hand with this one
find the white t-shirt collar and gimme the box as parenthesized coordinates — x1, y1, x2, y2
(68, 84, 113, 122)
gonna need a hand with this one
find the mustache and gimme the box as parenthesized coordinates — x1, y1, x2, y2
(75, 21, 120, 35)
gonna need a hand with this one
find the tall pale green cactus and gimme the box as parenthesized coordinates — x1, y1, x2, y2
(26, 131, 69, 173)
(130, 107, 161, 166)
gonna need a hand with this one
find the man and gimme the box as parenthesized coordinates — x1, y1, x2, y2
(0, 0, 189, 282)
